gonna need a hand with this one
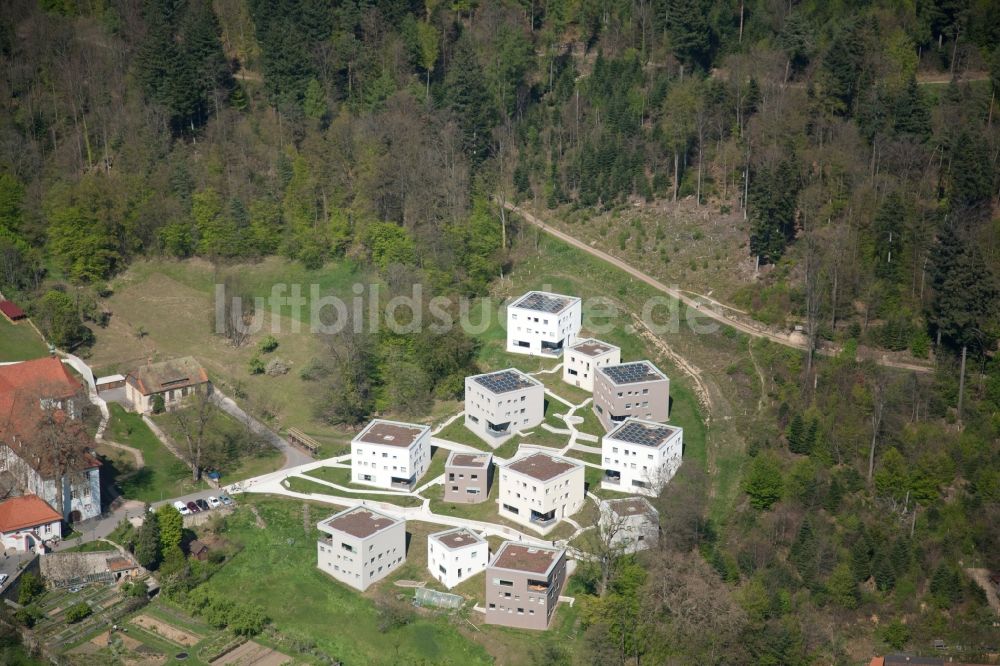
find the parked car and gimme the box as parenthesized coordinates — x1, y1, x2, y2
(0, 574, 8, 588)
(173, 500, 191, 516)
(207, 496, 221, 509)
(186, 501, 201, 513)
(219, 494, 234, 506)
(195, 498, 210, 511)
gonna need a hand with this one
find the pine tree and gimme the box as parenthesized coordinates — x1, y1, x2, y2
(787, 414, 806, 454)
(893, 76, 931, 140)
(666, 0, 712, 70)
(443, 38, 495, 164)
(827, 562, 860, 609)
(851, 533, 873, 582)
(948, 130, 994, 218)
(790, 518, 818, 585)
(135, 511, 162, 570)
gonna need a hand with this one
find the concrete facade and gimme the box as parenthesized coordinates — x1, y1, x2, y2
(506, 291, 582, 357)
(464, 369, 544, 446)
(599, 497, 660, 552)
(316, 506, 406, 592)
(444, 451, 493, 503)
(601, 417, 682, 496)
(427, 528, 489, 589)
(351, 419, 431, 491)
(562, 338, 621, 392)
(485, 542, 567, 630)
(593, 361, 670, 431)
(498, 453, 585, 533)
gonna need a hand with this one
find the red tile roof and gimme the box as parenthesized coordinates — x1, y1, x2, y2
(0, 300, 25, 320)
(0, 494, 61, 532)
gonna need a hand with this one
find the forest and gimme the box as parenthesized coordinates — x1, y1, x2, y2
(1, 0, 999, 664)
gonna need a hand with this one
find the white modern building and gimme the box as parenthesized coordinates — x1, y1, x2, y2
(499, 453, 585, 533)
(316, 506, 406, 592)
(562, 338, 621, 392)
(599, 497, 659, 553)
(601, 417, 682, 496)
(351, 419, 431, 491)
(506, 291, 582, 357)
(427, 527, 489, 589)
(464, 369, 544, 446)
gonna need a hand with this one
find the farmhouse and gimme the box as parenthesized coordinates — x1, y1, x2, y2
(0, 358, 101, 522)
(464, 369, 544, 445)
(0, 300, 26, 323)
(506, 291, 582, 357)
(593, 360, 670, 431)
(124, 356, 211, 414)
(316, 506, 406, 592)
(498, 453, 585, 533)
(599, 497, 659, 553)
(485, 542, 568, 631)
(351, 419, 431, 491)
(562, 338, 621, 392)
(601, 417, 682, 496)
(427, 527, 489, 589)
(0, 494, 62, 552)
(444, 451, 493, 503)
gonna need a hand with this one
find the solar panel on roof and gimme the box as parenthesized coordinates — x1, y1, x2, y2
(602, 362, 664, 385)
(609, 420, 677, 447)
(513, 291, 574, 313)
(473, 370, 536, 394)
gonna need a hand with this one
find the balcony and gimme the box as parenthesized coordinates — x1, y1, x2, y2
(526, 578, 550, 592)
(486, 420, 511, 437)
(610, 414, 628, 423)
(603, 470, 621, 485)
(390, 474, 416, 490)
(530, 509, 557, 526)
(539, 339, 565, 356)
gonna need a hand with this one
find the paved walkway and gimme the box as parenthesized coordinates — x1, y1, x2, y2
(212, 391, 313, 469)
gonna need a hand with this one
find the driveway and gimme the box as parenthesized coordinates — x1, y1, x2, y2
(211, 391, 313, 469)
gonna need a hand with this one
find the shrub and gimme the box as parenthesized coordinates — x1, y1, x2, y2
(258, 335, 279, 353)
(248, 354, 265, 375)
(151, 393, 165, 414)
(65, 601, 92, 623)
(14, 605, 43, 628)
(742, 452, 784, 510)
(17, 572, 44, 605)
(880, 619, 910, 650)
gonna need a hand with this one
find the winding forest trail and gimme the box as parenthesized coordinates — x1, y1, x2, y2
(503, 201, 934, 375)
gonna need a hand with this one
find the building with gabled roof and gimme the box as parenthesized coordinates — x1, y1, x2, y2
(563, 338, 620, 392)
(0, 300, 26, 323)
(601, 417, 682, 496)
(485, 542, 568, 630)
(427, 528, 489, 589)
(498, 453, 585, 533)
(0, 358, 100, 523)
(506, 291, 582, 357)
(125, 356, 210, 414)
(444, 451, 493, 503)
(351, 419, 431, 491)
(0, 494, 62, 552)
(464, 369, 544, 446)
(593, 360, 670, 431)
(316, 506, 406, 591)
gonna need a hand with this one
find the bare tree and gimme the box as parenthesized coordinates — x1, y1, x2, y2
(168, 389, 216, 481)
(866, 368, 889, 483)
(215, 274, 256, 348)
(577, 504, 633, 597)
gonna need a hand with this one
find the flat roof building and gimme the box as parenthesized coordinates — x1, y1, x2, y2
(427, 528, 489, 589)
(507, 291, 582, 357)
(499, 453, 585, 534)
(599, 497, 660, 552)
(601, 417, 682, 496)
(464, 369, 544, 446)
(563, 338, 621, 392)
(593, 360, 670, 431)
(351, 419, 431, 491)
(485, 542, 568, 630)
(444, 451, 493, 504)
(316, 506, 406, 591)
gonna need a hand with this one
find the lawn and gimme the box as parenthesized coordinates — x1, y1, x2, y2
(150, 403, 282, 484)
(0, 316, 47, 362)
(562, 448, 601, 466)
(435, 419, 491, 450)
(195, 497, 493, 666)
(284, 476, 422, 507)
(103, 404, 208, 503)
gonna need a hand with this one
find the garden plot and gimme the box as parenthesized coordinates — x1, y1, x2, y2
(131, 614, 202, 646)
(210, 640, 292, 666)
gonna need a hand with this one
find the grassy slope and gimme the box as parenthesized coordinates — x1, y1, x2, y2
(0, 316, 47, 361)
(198, 498, 492, 666)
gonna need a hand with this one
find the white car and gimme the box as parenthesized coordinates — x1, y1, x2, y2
(207, 496, 221, 509)
(173, 500, 191, 516)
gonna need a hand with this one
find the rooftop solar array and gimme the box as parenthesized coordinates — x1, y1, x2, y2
(601, 361, 666, 385)
(512, 291, 576, 314)
(607, 419, 680, 448)
(472, 369, 538, 394)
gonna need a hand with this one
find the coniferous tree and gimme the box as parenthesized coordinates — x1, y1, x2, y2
(790, 518, 818, 585)
(135, 511, 162, 570)
(948, 130, 994, 219)
(787, 414, 806, 454)
(665, 0, 712, 70)
(443, 38, 495, 164)
(893, 77, 931, 140)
